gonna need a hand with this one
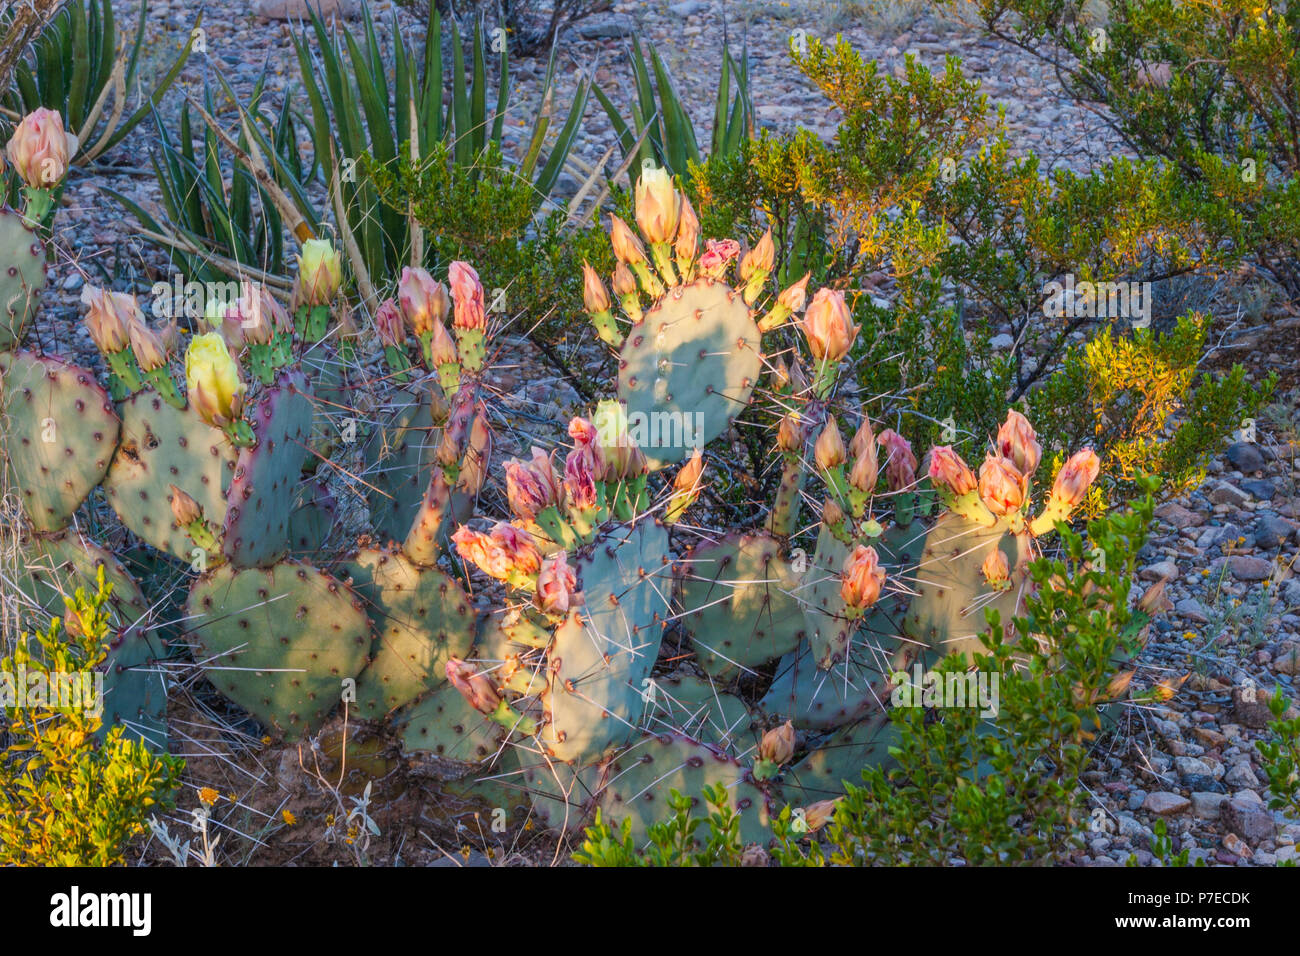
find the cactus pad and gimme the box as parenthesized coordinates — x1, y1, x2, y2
(186, 561, 371, 738)
(0, 208, 46, 349)
(362, 387, 440, 545)
(396, 681, 508, 768)
(785, 711, 900, 803)
(1, 352, 119, 531)
(759, 642, 903, 731)
(617, 279, 762, 468)
(104, 389, 237, 559)
(677, 532, 805, 680)
(345, 547, 476, 719)
(644, 672, 752, 754)
(221, 371, 314, 568)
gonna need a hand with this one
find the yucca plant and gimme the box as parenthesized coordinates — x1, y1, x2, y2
(595, 35, 753, 187)
(2, 0, 197, 166)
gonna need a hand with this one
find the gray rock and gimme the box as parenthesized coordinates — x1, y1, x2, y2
(572, 14, 636, 38)
(1190, 791, 1228, 819)
(1226, 442, 1271, 473)
(1174, 597, 1209, 624)
(1241, 478, 1277, 500)
(1227, 555, 1273, 581)
(1174, 755, 1213, 779)
(1255, 514, 1298, 549)
(1210, 481, 1252, 508)
(669, 0, 709, 14)
(1284, 580, 1300, 606)
(1222, 796, 1275, 842)
(1117, 813, 1148, 838)
(1154, 502, 1204, 529)
(1232, 686, 1276, 729)
(252, 0, 359, 19)
(1271, 642, 1300, 676)
(1143, 791, 1190, 815)
(1224, 761, 1260, 788)
(1141, 559, 1180, 582)
(989, 332, 1015, 350)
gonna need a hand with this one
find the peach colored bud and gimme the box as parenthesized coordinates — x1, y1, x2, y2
(803, 798, 840, 831)
(814, 420, 846, 470)
(445, 658, 502, 715)
(633, 165, 681, 244)
(609, 214, 648, 265)
(823, 496, 845, 527)
(739, 229, 775, 282)
(927, 446, 977, 496)
(981, 549, 1010, 588)
(770, 358, 791, 390)
(877, 429, 917, 492)
(447, 261, 486, 331)
(80, 285, 136, 353)
(581, 262, 610, 313)
(505, 447, 563, 522)
(535, 551, 579, 616)
(801, 288, 857, 364)
(1050, 448, 1101, 508)
(675, 193, 699, 261)
(373, 298, 405, 348)
(759, 721, 796, 765)
(168, 484, 203, 526)
(840, 545, 885, 610)
(398, 266, 449, 335)
(672, 448, 704, 498)
(978, 455, 1028, 516)
(491, 522, 540, 577)
(6, 108, 74, 188)
(611, 261, 638, 298)
(849, 439, 878, 494)
(128, 317, 169, 372)
(428, 318, 458, 367)
(995, 409, 1042, 476)
(776, 412, 805, 453)
(460, 412, 493, 495)
(778, 273, 810, 313)
(698, 238, 739, 278)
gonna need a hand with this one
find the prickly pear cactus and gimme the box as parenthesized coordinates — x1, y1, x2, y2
(676, 531, 805, 680)
(221, 371, 314, 568)
(0, 352, 119, 531)
(362, 387, 441, 545)
(0, 208, 46, 350)
(784, 710, 900, 803)
(644, 671, 752, 755)
(344, 547, 476, 719)
(617, 280, 762, 469)
(104, 389, 237, 560)
(397, 680, 508, 768)
(185, 561, 371, 739)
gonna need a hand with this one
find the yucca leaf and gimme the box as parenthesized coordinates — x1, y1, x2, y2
(534, 74, 591, 206)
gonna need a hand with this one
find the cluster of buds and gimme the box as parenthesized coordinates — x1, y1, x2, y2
(81, 285, 184, 406)
(6, 108, 76, 226)
(227, 281, 293, 385)
(926, 409, 1100, 536)
(395, 266, 456, 384)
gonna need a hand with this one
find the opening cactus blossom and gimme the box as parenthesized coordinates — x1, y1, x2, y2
(534, 551, 579, 615)
(778, 273, 811, 313)
(185, 333, 247, 426)
(981, 549, 1011, 591)
(567, 416, 607, 475)
(504, 447, 563, 521)
(1049, 447, 1101, 508)
(738, 229, 775, 282)
(398, 266, 449, 334)
(79, 286, 136, 354)
(758, 721, 796, 765)
(633, 165, 681, 244)
(814, 420, 846, 470)
(978, 455, 1029, 516)
(593, 400, 648, 479)
(801, 288, 858, 365)
(675, 193, 700, 261)
(447, 260, 487, 331)
(563, 444, 599, 510)
(802, 798, 841, 832)
(127, 317, 169, 372)
(444, 658, 502, 716)
(995, 409, 1042, 477)
(697, 238, 739, 279)
(878, 429, 917, 492)
(581, 262, 611, 313)
(294, 238, 343, 307)
(490, 522, 541, 577)
(609, 214, 648, 265)
(840, 545, 885, 611)
(927, 446, 978, 496)
(6, 108, 75, 188)
(373, 298, 405, 349)
(776, 412, 805, 453)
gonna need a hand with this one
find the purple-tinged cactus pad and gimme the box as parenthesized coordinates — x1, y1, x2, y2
(0, 351, 119, 531)
(104, 389, 237, 560)
(186, 560, 371, 739)
(362, 387, 441, 546)
(221, 370, 314, 568)
(0, 208, 47, 350)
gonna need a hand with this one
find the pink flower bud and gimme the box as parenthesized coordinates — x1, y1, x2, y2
(490, 522, 541, 577)
(778, 273, 811, 313)
(428, 317, 458, 367)
(675, 194, 699, 261)
(168, 484, 203, 527)
(978, 455, 1028, 516)
(877, 429, 917, 492)
(981, 549, 1010, 589)
(6, 108, 74, 188)
(1050, 448, 1101, 508)
(535, 551, 580, 616)
(698, 238, 739, 279)
(801, 288, 857, 364)
(80, 285, 136, 354)
(759, 721, 796, 765)
(927, 446, 977, 496)
(609, 214, 648, 265)
(398, 267, 449, 336)
(776, 412, 806, 453)
(672, 449, 704, 498)
(374, 298, 405, 348)
(448, 260, 487, 331)
(840, 545, 885, 611)
(995, 410, 1042, 476)
(814, 420, 846, 470)
(504, 447, 564, 521)
(128, 317, 169, 372)
(564, 445, 599, 510)
(582, 261, 610, 313)
(611, 261, 638, 298)
(445, 657, 502, 715)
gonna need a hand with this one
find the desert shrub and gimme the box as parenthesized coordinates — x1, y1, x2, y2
(1257, 688, 1300, 824)
(576, 488, 1158, 866)
(0, 570, 183, 866)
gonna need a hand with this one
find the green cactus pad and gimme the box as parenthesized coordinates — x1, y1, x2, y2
(539, 519, 672, 764)
(593, 732, 771, 844)
(362, 387, 440, 545)
(521, 752, 610, 834)
(287, 478, 336, 557)
(0, 208, 46, 349)
(759, 642, 905, 731)
(19, 530, 168, 747)
(186, 561, 371, 739)
(345, 547, 476, 719)
(903, 512, 1032, 663)
(1, 352, 119, 532)
(644, 672, 752, 754)
(421, 747, 532, 829)
(396, 681, 509, 768)
(104, 389, 237, 560)
(677, 532, 805, 680)
(617, 278, 762, 469)
(800, 523, 854, 669)
(784, 710, 901, 803)
(302, 350, 357, 461)
(221, 371, 314, 568)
